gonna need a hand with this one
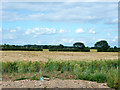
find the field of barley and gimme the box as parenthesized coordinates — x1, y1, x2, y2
(1, 51, 118, 62)
(0, 51, 119, 89)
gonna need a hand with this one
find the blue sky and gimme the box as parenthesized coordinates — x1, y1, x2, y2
(1, 2, 118, 47)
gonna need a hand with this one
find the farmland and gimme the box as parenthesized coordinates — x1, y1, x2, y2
(1, 51, 119, 89)
(1, 51, 118, 62)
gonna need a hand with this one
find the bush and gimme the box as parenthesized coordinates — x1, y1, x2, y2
(107, 69, 118, 89)
(92, 72, 107, 83)
(49, 48, 90, 52)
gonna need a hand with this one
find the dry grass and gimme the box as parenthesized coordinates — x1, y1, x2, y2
(1, 51, 118, 62)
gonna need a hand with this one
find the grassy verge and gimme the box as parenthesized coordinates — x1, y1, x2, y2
(2, 59, 119, 89)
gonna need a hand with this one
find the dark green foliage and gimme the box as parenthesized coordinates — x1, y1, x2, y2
(1, 44, 90, 52)
(15, 77, 28, 81)
(2, 59, 118, 89)
(1, 43, 119, 52)
(49, 48, 90, 52)
(95, 40, 110, 49)
(43, 75, 50, 78)
(73, 42, 85, 49)
(105, 48, 120, 52)
(1, 44, 43, 51)
(94, 40, 110, 52)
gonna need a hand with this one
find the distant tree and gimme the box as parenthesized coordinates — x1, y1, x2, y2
(59, 44, 64, 48)
(114, 46, 117, 49)
(43, 45, 48, 49)
(94, 40, 110, 49)
(73, 42, 85, 49)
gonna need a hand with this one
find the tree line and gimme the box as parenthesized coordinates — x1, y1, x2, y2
(0, 40, 120, 52)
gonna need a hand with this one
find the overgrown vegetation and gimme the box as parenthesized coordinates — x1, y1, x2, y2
(2, 59, 119, 89)
(1, 40, 120, 52)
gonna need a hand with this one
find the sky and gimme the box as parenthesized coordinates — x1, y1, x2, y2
(1, 2, 118, 47)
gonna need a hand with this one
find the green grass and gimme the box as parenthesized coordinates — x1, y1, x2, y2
(2, 59, 119, 89)
(31, 75, 39, 80)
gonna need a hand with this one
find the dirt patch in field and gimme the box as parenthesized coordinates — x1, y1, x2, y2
(1, 51, 118, 62)
(1, 79, 111, 88)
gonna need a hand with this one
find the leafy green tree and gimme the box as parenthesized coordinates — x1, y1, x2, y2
(73, 42, 85, 49)
(95, 40, 110, 49)
(114, 46, 117, 49)
(59, 44, 64, 48)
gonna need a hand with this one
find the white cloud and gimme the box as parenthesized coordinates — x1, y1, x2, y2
(114, 36, 118, 39)
(112, 39, 116, 42)
(3, 34, 15, 39)
(92, 38, 96, 40)
(10, 29, 16, 32)
(0, 27, 1, 32)
(112, 36, 118, 42)
(61, 38, 67, 42)
(74, 40, 86, 43)
(16, 27, 22, 30)
(25, 27, 56, 35)
(37, 40, 41, 44)
(59, 29, 71, 34)
(25, 29, 31, 35)
(107, 33, 111, 36)
(2, 2, 117, 23)
(33, 35, 37, 38)
(76, 28, 85, 33)
(69, 39, 74, 43)
(112, 18, 118, 23)
(89, 28, 96, 34)
(9, 27, 21, 33)
(97, 38, 106, 41)
(59, 29, 65, 33)
(105, 18, 118, 24)
(61, 38, 74, 43)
